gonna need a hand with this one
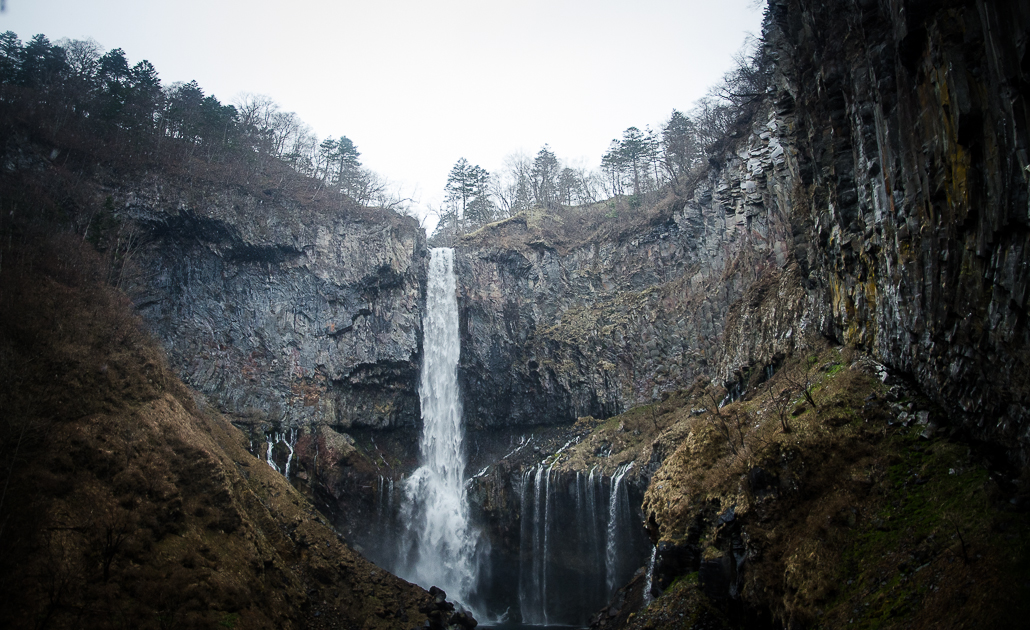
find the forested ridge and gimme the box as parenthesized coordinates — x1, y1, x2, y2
(0, 31, 402, 220)
(0, 24, 774, 246)
(433, 29, 772, 242)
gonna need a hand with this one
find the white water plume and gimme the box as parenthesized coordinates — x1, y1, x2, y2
(397, 247, 478, 606)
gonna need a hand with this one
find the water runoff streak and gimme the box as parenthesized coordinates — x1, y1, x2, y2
(515, 461, 648, 625)
(397, 247, 478, 607)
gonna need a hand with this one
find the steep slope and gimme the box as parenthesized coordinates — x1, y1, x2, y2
(0, 236, 430, 629)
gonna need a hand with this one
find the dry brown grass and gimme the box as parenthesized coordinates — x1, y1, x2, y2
(584, 346, 1030, 629)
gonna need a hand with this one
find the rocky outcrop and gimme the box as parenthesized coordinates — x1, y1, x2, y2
(455, 106, 807, 428)
(119, 177, 427, 431)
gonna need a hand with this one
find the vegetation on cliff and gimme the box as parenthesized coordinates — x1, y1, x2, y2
(559, 345, 1030, 629)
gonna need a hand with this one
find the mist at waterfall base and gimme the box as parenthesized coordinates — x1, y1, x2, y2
(350, 248, 652, 626)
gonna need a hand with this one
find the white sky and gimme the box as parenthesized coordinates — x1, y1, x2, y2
(1, 0, 764, 218)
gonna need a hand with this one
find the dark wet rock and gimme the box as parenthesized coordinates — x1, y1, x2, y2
(418, 587, 477, 630)
(778, 0, 1030, 460)
(653, 540, 699, 592)
(123, 179, 428, 433)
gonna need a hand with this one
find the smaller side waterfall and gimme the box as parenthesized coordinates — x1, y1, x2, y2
(264, 428, 298, 478)
(606, 462, 634, 595)
(643, 545, 657, 606)
(515, 462, 648, 626)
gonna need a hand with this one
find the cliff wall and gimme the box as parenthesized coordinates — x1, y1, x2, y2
(457, 0, 1030, 459)
(118, 178, 428, 432)
(780, 0, 1030, 454)
(455, 101, 807, 428)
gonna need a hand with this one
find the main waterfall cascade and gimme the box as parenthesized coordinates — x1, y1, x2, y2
(396, 247, 480, 606)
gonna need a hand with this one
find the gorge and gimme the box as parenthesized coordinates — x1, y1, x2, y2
(3, 0, 1030, 628)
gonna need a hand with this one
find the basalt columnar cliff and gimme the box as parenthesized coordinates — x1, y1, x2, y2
(122, 180, 427, 432)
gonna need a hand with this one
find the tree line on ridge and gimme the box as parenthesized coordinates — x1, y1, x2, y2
(433, 29, 771, 242)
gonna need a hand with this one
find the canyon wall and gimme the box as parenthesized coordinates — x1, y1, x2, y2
(120, 179, 428, 432)
(112, 0, 1030, 463)
(455, 101, 808, 429)
(456, 0, 1030, 458)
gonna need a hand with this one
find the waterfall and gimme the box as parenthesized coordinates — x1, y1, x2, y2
(520, 463, 547, 624)
(542, 463, 555, 624)
(396, 247, 477, 606)
(264, 428, 298, 478)
(265, 439, 277, 473)
(514, 462, 646, 625)
(643, 545, 657, 605)
(517, 466, 538, 621)
(606, 462, 634, 595)
(283, 427, 297, 479)
(587, 465, 604, 600)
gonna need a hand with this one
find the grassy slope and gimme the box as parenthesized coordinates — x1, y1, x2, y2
(570, 345, 1030, 629)
(0, 236, 428, 630)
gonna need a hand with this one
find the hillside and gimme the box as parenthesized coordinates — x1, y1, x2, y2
(0, 236, 430, 629)
(562, 346, 1030, 629)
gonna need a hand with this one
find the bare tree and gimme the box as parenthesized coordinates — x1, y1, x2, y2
(57, 38, 102, 81)
(491, 152, 534, 216)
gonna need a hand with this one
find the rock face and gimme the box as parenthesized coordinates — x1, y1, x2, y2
(121, 179, 427, 431)
(455, 108, 807, 427)
(777, 0, 1030, 455)
(456, 0, 1030, 460)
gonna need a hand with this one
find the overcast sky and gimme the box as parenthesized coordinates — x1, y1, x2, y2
(1, 0, 765, 217)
